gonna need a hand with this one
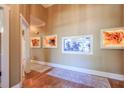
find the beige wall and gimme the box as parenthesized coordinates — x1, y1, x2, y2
(46, 4, 124, 74)
(19, 4, 30, 24)
(8, 4, 30, 87)
(30, 5, 48, 61)
(30, 4, 124, 74)
(9, 5, 21, 87)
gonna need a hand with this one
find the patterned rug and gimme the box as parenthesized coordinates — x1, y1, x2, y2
(30, 63, 52, 73)
(47, 68, 111, 88)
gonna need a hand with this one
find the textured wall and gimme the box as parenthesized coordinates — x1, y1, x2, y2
(9, 5, 21, 87)
(46, 4, 124, 74)
(8, 4, 30, 87)
(30, 4, 124, 74)
(19, 4, 30, 24)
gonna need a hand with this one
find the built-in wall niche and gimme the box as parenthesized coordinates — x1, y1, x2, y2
(101, 27, 124, 49)
(62, 35, 93, 55)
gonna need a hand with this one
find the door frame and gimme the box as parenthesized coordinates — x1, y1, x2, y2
(0, 5, 10, 88)
(20, 14, 30, 86)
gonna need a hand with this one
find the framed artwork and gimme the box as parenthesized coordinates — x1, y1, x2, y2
(30, 37, 41, 48)
(62, 35, 93, 55)
(43, 35, 57, 48)
(101, 27, 124, 49)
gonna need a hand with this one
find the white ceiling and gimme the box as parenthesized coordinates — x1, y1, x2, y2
(41, 4, 54, 8)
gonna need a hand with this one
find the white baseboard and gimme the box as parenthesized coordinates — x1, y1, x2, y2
(11, 82, 22, 88)
(31, 60, 124, 81)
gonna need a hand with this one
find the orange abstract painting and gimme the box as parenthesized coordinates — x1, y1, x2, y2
(101, 28, 124, 49)
(43, 35, 57, 48)
(31, 37, 41, 48)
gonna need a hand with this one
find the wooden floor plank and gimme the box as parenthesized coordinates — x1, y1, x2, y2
(23, 67, 124, 88)
(108, 78, 124, 88)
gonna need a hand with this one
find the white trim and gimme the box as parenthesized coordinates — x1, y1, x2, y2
(20, 14, 30, 87)
(20, 14, 29, 27)
(31, 60, 124, 81)
(1, 5, 10, 88)
(11, 82, 22, 88)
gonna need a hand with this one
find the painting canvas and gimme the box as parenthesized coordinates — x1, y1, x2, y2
(31, 37, 41, 48)
(43, 35, 57, 48)
(62, 35, 93, 55)
(101, 27, 124, 49)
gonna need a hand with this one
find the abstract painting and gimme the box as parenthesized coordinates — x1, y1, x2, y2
(31, 37, 41, 48)
(62, 35, 93, 55)
(43, 35, 57, 48)
(101, 27, 124, 49)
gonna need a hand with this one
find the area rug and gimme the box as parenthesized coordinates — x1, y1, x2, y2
(47, 68, 111, 88)
(30, 63, 52, 73)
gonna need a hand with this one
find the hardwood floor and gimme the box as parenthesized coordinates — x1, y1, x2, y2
(23, 67, 124, 88)
(108, 78, 124, 88)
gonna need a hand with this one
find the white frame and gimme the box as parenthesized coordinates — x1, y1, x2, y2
(100, 27, 124, 49)
(62, 35, 93, 55)
(30, 37, 41, 48)
(0, 5, 10, 88)
(20, 14, 30, 87)
(42, 34, 57, 48)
